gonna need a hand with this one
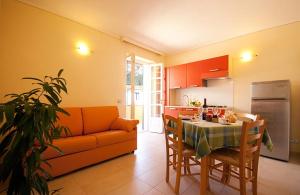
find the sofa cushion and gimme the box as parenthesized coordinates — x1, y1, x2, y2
(82, 106, 119, 134)
(56, 107, 83, 137)
(42, 135, 97, 160)
(90, 130, 136, 147)
(110, 118, 139, 132)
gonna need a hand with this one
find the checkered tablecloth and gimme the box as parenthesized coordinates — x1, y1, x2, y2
(171, 120, 273, 159)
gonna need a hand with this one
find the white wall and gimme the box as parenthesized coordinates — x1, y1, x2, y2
(172, 79, 234, 107)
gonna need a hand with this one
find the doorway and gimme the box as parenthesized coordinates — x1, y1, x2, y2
(125, 55, 163, 133)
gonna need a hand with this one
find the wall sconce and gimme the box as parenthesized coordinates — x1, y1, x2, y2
(76, 42, 91, 56)
(240, 51, 257, 62)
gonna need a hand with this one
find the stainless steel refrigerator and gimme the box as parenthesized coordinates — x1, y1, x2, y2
(251, 80, 290, 161)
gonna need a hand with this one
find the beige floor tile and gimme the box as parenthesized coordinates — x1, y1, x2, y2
(81, 169, 135, 195)
(108, 179, 152, 195)
(42, 132, 300, 195)
(155, 174, 195, 194)
(144, 188, 164, 195)
(181, 183, 203, 195)
(137, 166, 166, 187)
(48, 174, 86, 195)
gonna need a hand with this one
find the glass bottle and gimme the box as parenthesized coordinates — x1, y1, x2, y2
(202, 98, 208, 120)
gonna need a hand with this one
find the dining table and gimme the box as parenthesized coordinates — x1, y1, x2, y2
(179, 119, 273, 195)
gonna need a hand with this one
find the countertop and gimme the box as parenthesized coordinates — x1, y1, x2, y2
(165, 105, 228, 108)
(164, 105, 200, 108)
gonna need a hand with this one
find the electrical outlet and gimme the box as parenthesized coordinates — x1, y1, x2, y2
(117, 99, 122, 104)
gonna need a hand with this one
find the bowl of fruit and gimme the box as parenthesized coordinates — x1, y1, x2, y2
(189, 99, 201, 107)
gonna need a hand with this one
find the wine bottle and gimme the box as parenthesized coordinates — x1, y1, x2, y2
(202, 98, 208, 120)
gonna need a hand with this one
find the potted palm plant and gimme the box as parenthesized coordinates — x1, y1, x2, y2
(0, 69, 69, 195)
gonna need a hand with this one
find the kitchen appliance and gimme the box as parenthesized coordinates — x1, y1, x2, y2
(251, 80, 290, 161)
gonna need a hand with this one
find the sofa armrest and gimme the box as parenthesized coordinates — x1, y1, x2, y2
(110, 118, 139, 131)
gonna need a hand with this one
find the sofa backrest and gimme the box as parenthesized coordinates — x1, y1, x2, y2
(56, 107, 83, 137)
(82, 106, 119, 134)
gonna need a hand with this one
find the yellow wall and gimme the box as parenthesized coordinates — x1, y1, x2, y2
(166, 22, 300, 152)
(1, 0, 299, 152)
(0, 0, 163, 116)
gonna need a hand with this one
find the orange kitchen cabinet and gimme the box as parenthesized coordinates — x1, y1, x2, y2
(179, 108, 199, 116)
(164, 107, 180, 118)
(200, 55, 229, 79)
(186, 62, 206, 88)
(169, 64, 187, 89)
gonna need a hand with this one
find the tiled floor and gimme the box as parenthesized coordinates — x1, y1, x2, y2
(47, 132, 300, 195)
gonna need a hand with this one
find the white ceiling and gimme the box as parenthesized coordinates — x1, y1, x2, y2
(20, 0, 300, 54)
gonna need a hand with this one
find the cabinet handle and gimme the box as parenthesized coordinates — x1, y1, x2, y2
(173, 86, 181, 89)
(191, 85, 198, 87)
(169, 108, 176, 110)
(209, 68, 220, 72)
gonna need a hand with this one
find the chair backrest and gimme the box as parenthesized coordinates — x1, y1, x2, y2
(235, 113, 258, 122)
(239, 119, 265, 164)
(162, 114, 183, 157)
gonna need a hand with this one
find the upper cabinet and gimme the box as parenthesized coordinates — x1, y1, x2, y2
(186, 61, 205, 87)
(200, 55, 229, 79)
(167, 55, 229, 90)
(169, 64, 187, 89)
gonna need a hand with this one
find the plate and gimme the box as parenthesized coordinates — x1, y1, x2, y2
(220, 122, 231, 125)
(218, 118, 231, 125)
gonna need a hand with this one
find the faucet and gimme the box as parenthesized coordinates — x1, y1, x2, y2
(183, 95, 190, 106)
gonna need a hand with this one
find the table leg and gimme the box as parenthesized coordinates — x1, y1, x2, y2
(200, 156, 209, 195)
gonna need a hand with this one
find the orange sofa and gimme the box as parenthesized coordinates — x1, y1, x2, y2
(42, 106, 138, 177)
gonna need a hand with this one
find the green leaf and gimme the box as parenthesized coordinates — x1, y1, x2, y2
(43, 84, 59, 103)
(44, 94, 57, 106)
(4, 93, 19, 97)
(37, 167, 51, 180)
(0, 129, 16, 155)
(22, 88, 41, 97)
(0, 107, 4, 124)
(40, 159, 52, 169)
(56, 107, 69, 116)
(63, 126, 71, 137)
(4, 104, 15, 123)
(57, 69, 64, 77)
(47, 143, 64, 155)
(58, 80, 68, 93)
(22, 77, 43, 82)
(52, 83, 61, 93)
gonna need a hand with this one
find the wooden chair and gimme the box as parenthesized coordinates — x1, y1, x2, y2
(235, 113, 258, 122)
(231, 113, 260, 177)
(209, 119, 265, 195)
(162, 114, 200, 194)
(229, 113, 259, 154)
(209, 113, 259, 175)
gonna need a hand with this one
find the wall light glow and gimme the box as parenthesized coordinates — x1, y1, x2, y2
(241, 51, 257, 62)
(76, 42, 90, 56)
(241, 51, 256, 62)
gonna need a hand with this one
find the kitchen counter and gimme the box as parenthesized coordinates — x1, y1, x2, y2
(164, 105, 200, 108)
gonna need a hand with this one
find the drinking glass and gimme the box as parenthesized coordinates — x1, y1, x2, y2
(198, 107, 203, 120)
(212, 107, 219, 117)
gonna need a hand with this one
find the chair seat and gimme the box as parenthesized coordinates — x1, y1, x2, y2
(170, 143, 196, 157)
(228, 147, 240, 152)
(210, 148, 252, 166)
